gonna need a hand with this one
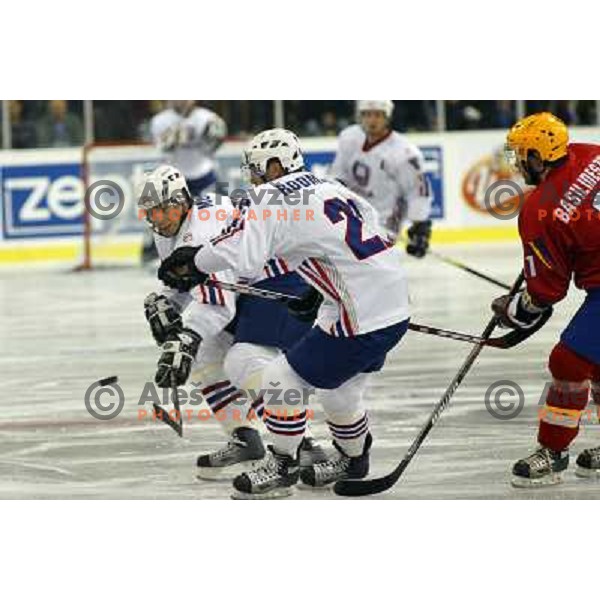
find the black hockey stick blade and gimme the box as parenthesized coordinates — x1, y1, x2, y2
(153, 403, 183, 437)
(171, 374, 183, 435)
(334, 271, 526, 497)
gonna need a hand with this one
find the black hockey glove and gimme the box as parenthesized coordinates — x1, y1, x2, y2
(155, 327, 202, 388)
(491, 290, 551, 330)
(144, 293, 182, 345)
(406, 220, 432, 258)
(158, 246, 208, 292)
(287, 287, 324, 322)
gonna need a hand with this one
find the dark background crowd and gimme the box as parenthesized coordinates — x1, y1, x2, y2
(3, 100, 598, 149)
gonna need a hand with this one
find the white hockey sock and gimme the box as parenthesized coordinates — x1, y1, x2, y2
(265, 409, 307, 457)
(326, 411, 369, 457)
(260, 355, 313, 458)
(199, 379, 250, 436)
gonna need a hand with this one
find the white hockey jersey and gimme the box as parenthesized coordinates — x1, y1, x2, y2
(193, 171, 410, 337)
(150, 107, 226, 181)
(154, 194, 237, 339)
(330, 124, 433, 232)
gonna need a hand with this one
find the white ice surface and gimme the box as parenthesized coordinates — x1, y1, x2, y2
(1, 243, 598, 499)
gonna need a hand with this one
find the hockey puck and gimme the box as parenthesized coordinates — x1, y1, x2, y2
(98, 375, 119, 386)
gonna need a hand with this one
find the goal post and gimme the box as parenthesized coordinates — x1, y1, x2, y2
(78, 141, 163, 270)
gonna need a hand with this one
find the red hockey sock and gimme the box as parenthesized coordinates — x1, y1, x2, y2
(538, 343, 595, 452)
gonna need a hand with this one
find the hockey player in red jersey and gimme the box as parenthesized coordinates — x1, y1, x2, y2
(492, 112, 600, 487)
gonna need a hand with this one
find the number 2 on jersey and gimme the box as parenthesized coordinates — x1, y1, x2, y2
(324, 197, 390, 260)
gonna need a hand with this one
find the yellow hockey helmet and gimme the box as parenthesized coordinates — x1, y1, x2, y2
(505, 112, 569, 166)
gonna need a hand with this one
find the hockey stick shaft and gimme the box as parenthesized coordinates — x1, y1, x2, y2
(152, 403, 183, 436)
(427, 249, 511, 291)
(205, 278, 302, 302)
(206, 278, 521, 348)
(399, 231, 511, 291)
(171, 373, 183, 436)
(334, 270, 525, 497)
(152, 374, 183, 437)
(408, 322, 489, 346)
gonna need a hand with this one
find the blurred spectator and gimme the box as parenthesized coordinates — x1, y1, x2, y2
(553, 101, 576, 124)
(320, 111, 339, 135)
(393, 101, 437, 131)
(446, 101, 516, 130)
(211, 101, 273, 137)
(36, 100, 84, 147)
(575, 100, 596, 125)
(9, 100, 37, 148)
(285, 101, 354, 136)
(446, 101, 483, 129)
(3, 100, 597, 149)
(305, 110, 350, 136)
(494, 100, 516, 129)
(525, 100, 596, 125)
(93, 101, 138, 141)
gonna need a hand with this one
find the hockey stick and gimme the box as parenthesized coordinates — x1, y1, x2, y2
(206, 278, 547, 349)
(204, 278, 302, 303)
(397, 231, 511, 291)
(409, 311, 552, 349)
(333, 270, 526, 497)
(426, 248, 512, 291)
(152, 374, 183, 437)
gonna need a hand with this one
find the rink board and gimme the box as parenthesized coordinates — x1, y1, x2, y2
(1, 127, 599, 266)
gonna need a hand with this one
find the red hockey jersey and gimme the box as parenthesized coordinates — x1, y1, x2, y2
(518, 143, 600, 305)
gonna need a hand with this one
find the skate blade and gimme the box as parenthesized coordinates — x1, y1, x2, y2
(231, 487, 295, 500)
(297, 476, 334, 490)
(575, 466, 600, 479)
(296, 481, 327, 490)
(511, 472, 565, 488)
(196, 461, 259, 482)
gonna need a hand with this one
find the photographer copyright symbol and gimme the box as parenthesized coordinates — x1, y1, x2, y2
(85, 180, 125, 220)
(484, 179, 525, 221)
(484, 380, 525, 421)
(85, 377, 125, 421)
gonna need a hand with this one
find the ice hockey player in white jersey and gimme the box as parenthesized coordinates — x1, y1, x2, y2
(158, 129, 412, 499)
(142, 101, 227, 264)
(137, 165, 263, 472)
(151, 101, 226, 195)
(138, 165, 326, 480)
(330, 100, 433, 257)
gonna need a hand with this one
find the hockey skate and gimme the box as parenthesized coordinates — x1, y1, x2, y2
(299, 436, 329, 468)
(196, 427, 265, 481)
(300, 434, 372, 488)
(511, 447, 569, 488)
(231, 446, 299, 499)
(575, 447, 600, 478)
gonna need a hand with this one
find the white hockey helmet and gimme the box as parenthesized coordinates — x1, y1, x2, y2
(137, 164, 191, 237)
(356, 100, 394, 119)
(241, 128, 305, 181)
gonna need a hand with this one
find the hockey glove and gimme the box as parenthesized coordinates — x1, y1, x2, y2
(287, 287, 324, 322)
(406, 220, 432, 258)
(158, 245, 208, 292)
(491, 290, 551, 330)
(155, 328, 202, 388)
(144, 293, 182, 345)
